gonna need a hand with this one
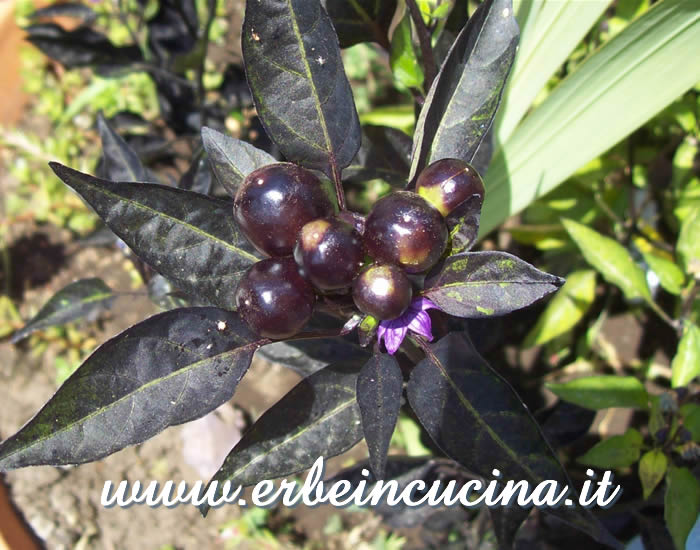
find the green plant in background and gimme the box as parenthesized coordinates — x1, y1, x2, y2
(497, 3, 700, 544)
(484, 0, 700, 235)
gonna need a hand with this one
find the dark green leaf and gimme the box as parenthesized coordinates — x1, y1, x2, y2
(407, 332, 619, 548)
(321, 0, 396, 48)
(665, 466, 700, 550)
(681, 403, 700, 443)
(201, 361, 365, 516)
(539, 401, 596, 449)
(422, 251, 564, 318)
(242, 0, 361, 180)
(356, 353, 403, 479)
(201, 126, 276, 198)
(0, 307, 259, 471)
(434, 0, 468, 63)
(446, 194, 482, 254)
(25, 23, 142, 68)
(50, 163, 260, 309)
(409, 0, 519, 181)
(546, 376, 649, 410)
(11, 278, 114, 344)
(258, 312, 370, 375)
(577, 429, 643, 469)
(445, 0, 469, 34)
(97, 112, 157, 183)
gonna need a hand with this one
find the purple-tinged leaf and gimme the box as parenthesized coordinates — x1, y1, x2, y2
(328, 457, 464, 528)
(409, 0, 519, 181)
(201, 360, 365, 516)
(11, 278, 114, 344)
(445, 194, 482, 254)
(50, 163, 260, 310)
(0, 308, 260, 471)
(407, 332, 621, 548)
(321, 0, 396, 49)
(147, 0, 198, 59)
(422, 251, 564, 318)
(25, 23, 141, 68)
(242, 0, 361, 180)
(178, 149, 213, 196)
(97, 113, 158, 184)
(489, 505, 531, 550)
(29, 3, 97, 22)
(344, 125, 412, 187)
(201, 127, 276, 198)
(356, 353, 403, 479)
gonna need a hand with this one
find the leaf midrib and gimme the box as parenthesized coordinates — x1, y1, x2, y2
(222, 387, 357, 483)
(285, 0, 334, 159)
(0, 343, 257, 465)
(427, 349, 542, 484)
(69, 174, 259, 263)
(422, 278, 556, 292)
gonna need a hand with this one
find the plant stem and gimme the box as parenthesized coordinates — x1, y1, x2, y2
(287, 329, 344, 341)
(405, 0, 438, 91)
(408, 333, 433, 361)
(645, 298, 681, 335)
(681, 280, 699, 322)
(331, 162, 347, 211)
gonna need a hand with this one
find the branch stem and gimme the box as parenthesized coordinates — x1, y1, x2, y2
(406, 0, 438, 91)
(331, 162, 346, 210)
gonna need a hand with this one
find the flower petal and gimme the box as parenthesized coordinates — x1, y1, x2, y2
(382, 325, 408, 354)
(413, 296, 440, 312)
(407, 310, 433, 341)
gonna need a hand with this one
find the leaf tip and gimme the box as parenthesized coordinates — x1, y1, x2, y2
(10, 329, 28, 345)
(198, 502, 210, 518)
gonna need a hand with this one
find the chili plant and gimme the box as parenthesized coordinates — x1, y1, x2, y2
(1, 0, 643, 548)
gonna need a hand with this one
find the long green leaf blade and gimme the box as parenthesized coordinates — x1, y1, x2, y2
(562, 218, 651, 302)
(482, 0, 700, 236)
(495, 0, 611, 143)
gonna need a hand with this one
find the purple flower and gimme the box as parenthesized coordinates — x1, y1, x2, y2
(377, 297, 440, 355)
